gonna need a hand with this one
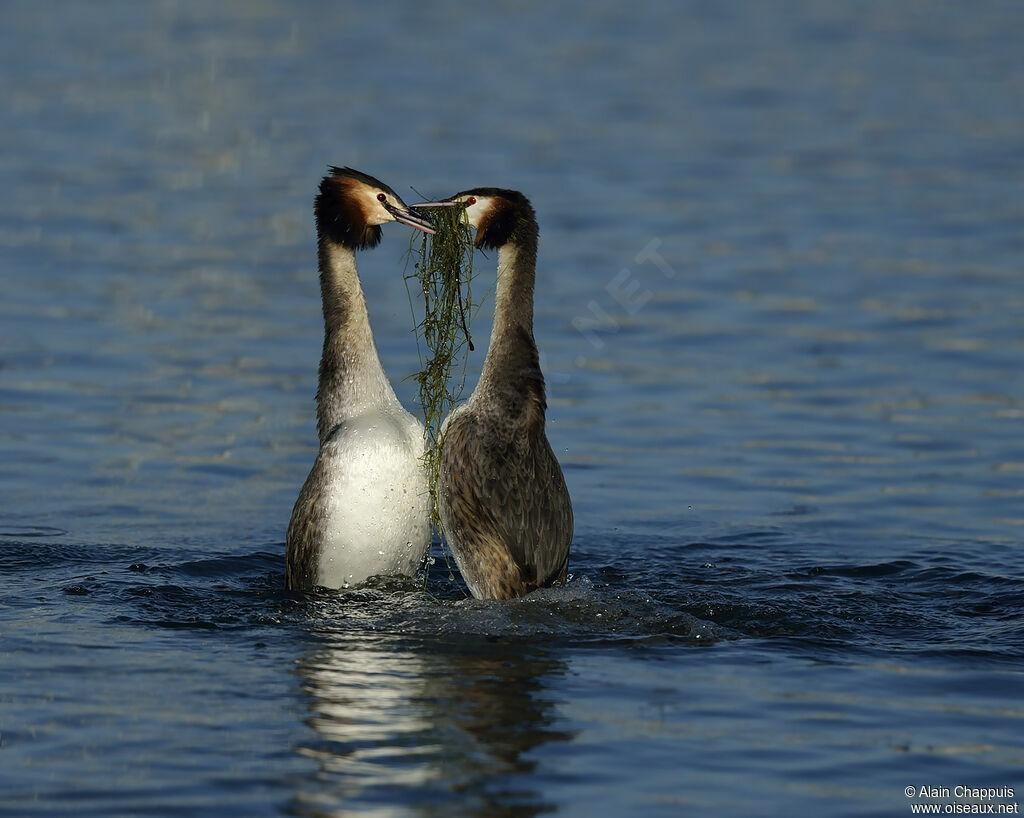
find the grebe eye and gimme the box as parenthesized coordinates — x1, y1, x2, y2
(377, 193, 387, 202)
(466, 196, 476, 205)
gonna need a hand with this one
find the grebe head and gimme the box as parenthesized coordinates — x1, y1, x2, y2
(316, 166, 435, 250)
(414, 188, 535, 250)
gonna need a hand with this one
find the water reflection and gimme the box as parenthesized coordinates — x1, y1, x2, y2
(290, 629, 573, 817)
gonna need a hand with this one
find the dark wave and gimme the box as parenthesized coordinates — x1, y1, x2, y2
(13, 533, 1019, 666)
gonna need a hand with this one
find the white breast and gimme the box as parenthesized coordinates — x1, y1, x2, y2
(315, 406, 431, 588)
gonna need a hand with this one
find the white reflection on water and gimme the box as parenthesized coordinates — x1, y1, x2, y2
(292, 630, 572, 816)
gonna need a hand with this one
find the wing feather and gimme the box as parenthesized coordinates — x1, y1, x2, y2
(439, 405, 572, 599)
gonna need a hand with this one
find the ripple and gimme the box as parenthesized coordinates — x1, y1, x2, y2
(0, 524, 68, 538)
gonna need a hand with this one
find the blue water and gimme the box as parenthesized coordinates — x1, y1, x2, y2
(2, 2, 1023, 816)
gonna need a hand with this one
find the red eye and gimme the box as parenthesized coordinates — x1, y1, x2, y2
(466, 196, 476, 205)
(377, 193, 387, 202)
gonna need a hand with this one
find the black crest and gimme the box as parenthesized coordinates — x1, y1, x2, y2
(460, 188, 537, 251)
(315, 166, 397, 251)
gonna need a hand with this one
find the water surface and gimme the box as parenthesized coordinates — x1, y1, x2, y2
(2, 2, 1023, 816)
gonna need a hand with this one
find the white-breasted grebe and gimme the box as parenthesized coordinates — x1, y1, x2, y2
(286, 167, 434, 590)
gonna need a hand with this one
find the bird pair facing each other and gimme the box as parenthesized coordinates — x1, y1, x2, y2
(285, 167, 573, 601)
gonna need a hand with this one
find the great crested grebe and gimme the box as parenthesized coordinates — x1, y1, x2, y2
(286, 167, 434, 591)
(413, 189, 573, 599)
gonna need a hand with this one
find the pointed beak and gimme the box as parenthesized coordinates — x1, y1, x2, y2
(410, 200, 464, 210)
(383, 201, 436, 234)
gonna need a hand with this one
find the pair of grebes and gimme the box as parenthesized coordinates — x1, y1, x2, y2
(285, 167, 572, 600)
